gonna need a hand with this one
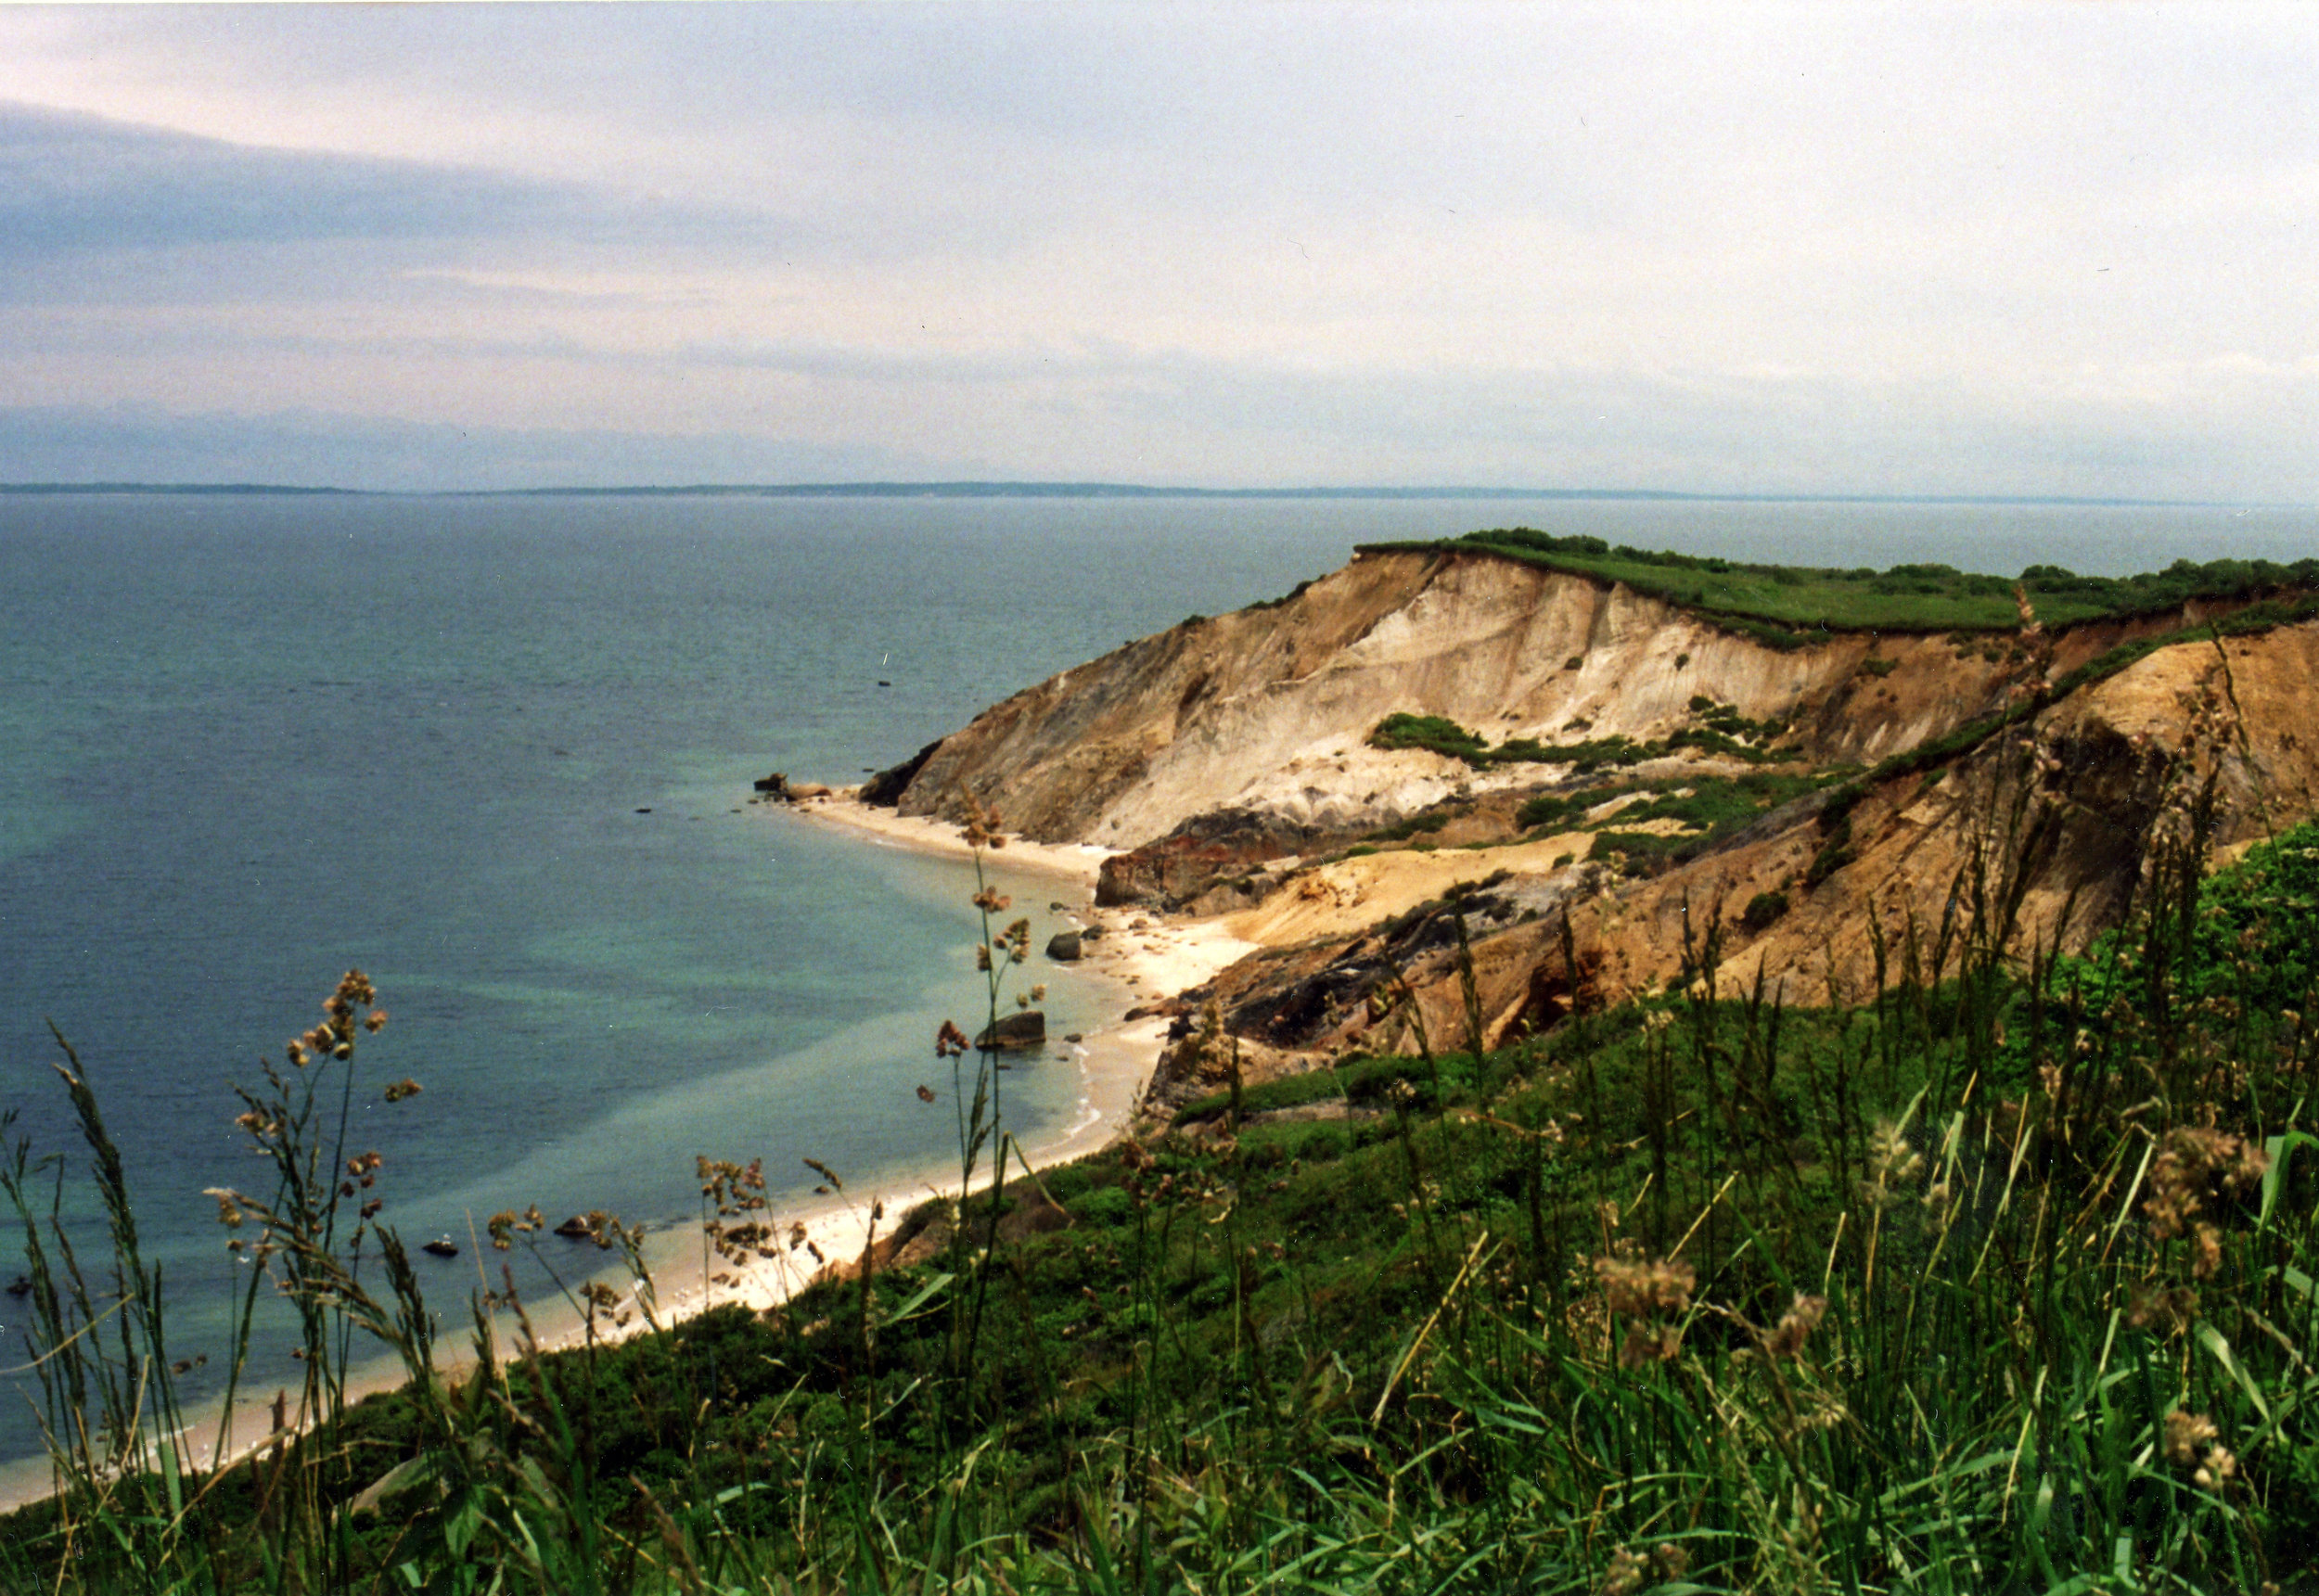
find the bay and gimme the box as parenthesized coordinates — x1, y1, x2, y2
(0, 490, 2308, 1467)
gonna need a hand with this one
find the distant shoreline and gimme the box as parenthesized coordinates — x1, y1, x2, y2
(0, 481, 2269, 509)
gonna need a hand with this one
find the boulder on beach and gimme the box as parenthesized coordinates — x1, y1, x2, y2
(752, 772, 831, 802)
(1045, 930, 1083, 962)
(975, 1010, 1046, 1051)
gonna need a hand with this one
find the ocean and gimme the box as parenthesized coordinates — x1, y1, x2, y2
(0, 490, 2311, 1468)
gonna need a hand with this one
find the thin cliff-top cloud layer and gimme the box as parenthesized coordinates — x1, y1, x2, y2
(0, 4, 2311, 498)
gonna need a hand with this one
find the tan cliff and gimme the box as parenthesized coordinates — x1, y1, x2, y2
(855, 545, 2319, 1071)
(1196, 620, 2319, 1066)
(873, 548, 2236, 849)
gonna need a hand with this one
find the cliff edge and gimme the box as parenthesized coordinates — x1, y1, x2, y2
(856, 542, 2319, 1070)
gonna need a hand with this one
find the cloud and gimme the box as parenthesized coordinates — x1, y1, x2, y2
(0, 101, 786, 260)
(0, 7, 2310, 500)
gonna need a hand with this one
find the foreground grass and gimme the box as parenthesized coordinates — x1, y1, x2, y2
(5, 790, 2319, 1590)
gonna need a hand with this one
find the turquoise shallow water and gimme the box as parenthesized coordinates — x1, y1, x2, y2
(0, 491, 2310, 1462)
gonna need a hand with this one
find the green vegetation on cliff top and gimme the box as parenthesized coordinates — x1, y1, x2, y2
(1356, 526, 2319, 641)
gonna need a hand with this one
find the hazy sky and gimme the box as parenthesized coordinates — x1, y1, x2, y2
(1, 4, 2312, 497)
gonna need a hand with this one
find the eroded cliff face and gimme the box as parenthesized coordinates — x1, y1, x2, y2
(862, 544, 2317, 1061)
(875, 548, 2222, 851)
(1192, 621, 2319, 1063)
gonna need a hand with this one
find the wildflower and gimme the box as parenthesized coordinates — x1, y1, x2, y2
(936, 1019, 970, 1058)
(960, 795, 1003, 849)
(206, 1189, 244, 1229)
(1653, 1543, 1691, 1580)
(2195, 1446, 2237, 1489)
(1618, 1322, 1684, 1368)
(1603, 1545, 1649, 1596)
(916, 1084, 937, 1103)
(2163, 1408, 2219, 1465)
(2144, 1125, 2268, 1243)
(971, 887, 1011, 913)
(1762, 1293, 1828, 1359)
(365, 1010, 387, 1033)
(1869, 1120, 1923, 1183)
(1595, 1254, 1695, 1318)
(383, 1078, 422, 1103)
(2192, 1222, 2223, 1280)
(1863, 1118, 1923, 1207)
(285, 1040, 310, 1067)
(2128, 1283, 2199, 1335)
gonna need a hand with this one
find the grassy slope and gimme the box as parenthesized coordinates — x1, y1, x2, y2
(14, 820, 2319, 1591)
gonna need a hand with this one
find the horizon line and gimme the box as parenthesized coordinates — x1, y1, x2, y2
(0, 480, 2299, 510)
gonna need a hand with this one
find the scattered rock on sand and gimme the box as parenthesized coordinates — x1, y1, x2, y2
(975, 1011, 1047, 1051)
(1045, 930, 1083, 962)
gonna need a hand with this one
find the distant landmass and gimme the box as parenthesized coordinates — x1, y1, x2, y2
(0, 480, 2237, 507)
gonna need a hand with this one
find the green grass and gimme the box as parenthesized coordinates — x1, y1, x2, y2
(1357, 527, 2319, 642)
(9, 805, 2319, 1590)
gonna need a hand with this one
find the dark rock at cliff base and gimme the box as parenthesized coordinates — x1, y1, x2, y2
(1045, 930, 1083, 962)
(975, 1011, 1046, 1051)
(1095, 808, 1351, 911)
(553, 1216, 595, 1240)
(753, 772, 834, 803)
(861, 738, 942, 807)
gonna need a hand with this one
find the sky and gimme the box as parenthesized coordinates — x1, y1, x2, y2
(0, 3, 2312, 498)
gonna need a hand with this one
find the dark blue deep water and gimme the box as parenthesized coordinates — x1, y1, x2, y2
(0, 491, 2309, 1466)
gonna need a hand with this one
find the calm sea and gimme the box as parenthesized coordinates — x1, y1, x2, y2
(0, 491, 2310, 1463)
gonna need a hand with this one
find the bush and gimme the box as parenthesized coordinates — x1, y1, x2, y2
(1741, 890, 1790, 932)
(1067, 1185, 1134, 1226)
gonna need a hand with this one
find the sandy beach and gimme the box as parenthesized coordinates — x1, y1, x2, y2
(0, 790, 1258, 1513)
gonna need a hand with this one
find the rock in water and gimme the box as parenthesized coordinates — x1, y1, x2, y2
(1045, 930, 1083, 962)
(975, 1011, 1046, 1051)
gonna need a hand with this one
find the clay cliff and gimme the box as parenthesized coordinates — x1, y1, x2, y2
(862, 543, 2319, 1067)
